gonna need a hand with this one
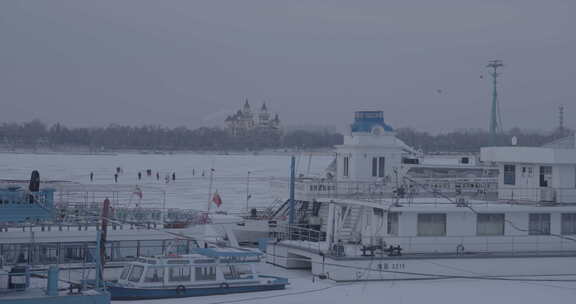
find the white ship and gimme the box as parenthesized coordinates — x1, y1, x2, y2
(0, 182, 235, 268)
(266, 111, 576, 281)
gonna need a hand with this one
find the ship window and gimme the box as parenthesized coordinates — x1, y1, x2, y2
(529, 213, 550, 235)
(387, 212, 399, 236)
(561, 214, 576, 235)
(167, 259, 189, 264)
(378, 157, 385, 178)
(129, 265, 144, 283)
(194, 259, 215, 264)
(372, 157, 377, 177)
(223, 265, 254, 280)
(402, 157, 419, 165)
(476, 214, 505, 236)
(417, 214, 446, 237)
(237, 265, 254, 279)
(343, 157, 349, 177)
(503, 165, 515, 185)
(195, 266, 216, 281)
(144, 267, 165, 283)
(539, 166, 552, 187)
(120, 265, 131, 280)
(168, 266, 191, 282)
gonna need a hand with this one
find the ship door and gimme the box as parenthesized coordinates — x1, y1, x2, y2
(518, 166, 532, 187)
(539, 166, 553, 188)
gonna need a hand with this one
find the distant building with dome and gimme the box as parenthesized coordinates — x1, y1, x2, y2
(225, 99, 281, 136)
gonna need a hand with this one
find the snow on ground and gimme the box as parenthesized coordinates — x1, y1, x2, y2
(0, 152, 331, 212)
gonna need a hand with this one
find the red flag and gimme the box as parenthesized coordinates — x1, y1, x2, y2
(212, 191, 222, 208)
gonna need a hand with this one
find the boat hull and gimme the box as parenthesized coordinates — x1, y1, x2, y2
(268, 242, 576, 281)
(107, 277, 288, 300)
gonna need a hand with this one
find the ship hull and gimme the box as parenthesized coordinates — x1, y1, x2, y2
(107, 276, 287, 300)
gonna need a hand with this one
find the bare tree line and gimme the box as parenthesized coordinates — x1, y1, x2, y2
(0, 120, 343, 151)
(0, 120, 571, 152)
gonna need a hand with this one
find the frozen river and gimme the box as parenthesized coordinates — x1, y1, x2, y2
(0, 152, 332, 212)
(3, 152, 576, 303)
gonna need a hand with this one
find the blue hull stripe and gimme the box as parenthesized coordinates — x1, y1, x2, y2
(109, 284, 287, 300)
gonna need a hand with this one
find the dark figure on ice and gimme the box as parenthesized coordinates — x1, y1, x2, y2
(28, 170, 40, 204)
(114, 173, 118, 183)
(90, 172, 94, 182)
(172, 172, 176, 181)
(138, 172, 142, 180)
(192, 169, 195, 176)
(156, 172, 160, 180)
(146, 169, 152, 176)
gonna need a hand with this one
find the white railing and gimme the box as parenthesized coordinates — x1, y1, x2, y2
(498, 187, 576, 204)
(270, 177, 497, 200)
(557, 188, 576, 203)
(271, 224, 326, 243)
(362, 235, 576, 255)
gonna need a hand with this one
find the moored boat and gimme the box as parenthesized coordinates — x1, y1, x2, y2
(265, 111, 576, 281)
(107, 247, 288, 300)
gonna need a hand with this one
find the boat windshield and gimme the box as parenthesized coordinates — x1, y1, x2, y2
(120, 265, 131, 280)
(129, 265, 144, 283)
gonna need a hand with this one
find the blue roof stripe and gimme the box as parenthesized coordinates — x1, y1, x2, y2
(193, 248, 262, 258)
(350, 111, 394, 132)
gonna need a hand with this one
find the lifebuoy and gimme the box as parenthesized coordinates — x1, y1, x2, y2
(219, 282, 230, 289)
(176, 285, 186, 295)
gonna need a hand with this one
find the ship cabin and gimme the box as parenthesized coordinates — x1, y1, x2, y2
(271, 111, 497, 205)
(0, 186, 55, 223)
(481, 146, 576, 203)
(117, 248, 262, 288)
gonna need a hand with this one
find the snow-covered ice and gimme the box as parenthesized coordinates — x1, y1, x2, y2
(0, 152, 331, 211)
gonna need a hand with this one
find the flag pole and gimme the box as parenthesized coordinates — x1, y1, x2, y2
(207, 166, 214, 213)
(245, 171, 251, 211)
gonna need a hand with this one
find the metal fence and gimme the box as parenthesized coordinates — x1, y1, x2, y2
(0, 239, 198, 267)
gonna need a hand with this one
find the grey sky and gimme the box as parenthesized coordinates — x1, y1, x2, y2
(1, 0, 575, 133)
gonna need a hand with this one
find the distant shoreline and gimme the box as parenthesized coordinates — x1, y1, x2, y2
(0, 148, 334, 157)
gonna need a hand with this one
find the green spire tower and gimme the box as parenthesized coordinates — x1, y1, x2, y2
(487, 60, 504, 145)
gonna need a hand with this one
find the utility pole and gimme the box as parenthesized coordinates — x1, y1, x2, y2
(487, 60, 504, 145)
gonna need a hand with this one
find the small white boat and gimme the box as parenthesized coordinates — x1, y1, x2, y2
(107, 247, 288, 300)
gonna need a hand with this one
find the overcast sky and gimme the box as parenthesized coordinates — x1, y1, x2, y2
(1, 0, 575, 133)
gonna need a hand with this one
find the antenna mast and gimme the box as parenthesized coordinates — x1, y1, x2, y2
(487, 59, 504, 145)
(559, 105, 565, 132)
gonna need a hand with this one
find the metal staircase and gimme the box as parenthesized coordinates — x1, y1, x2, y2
(337, 205, 362, 243)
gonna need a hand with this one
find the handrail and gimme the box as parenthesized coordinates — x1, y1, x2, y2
(355, 234, 576, 256)
(270, 223, 326, 243)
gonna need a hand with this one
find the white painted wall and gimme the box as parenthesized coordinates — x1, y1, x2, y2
(447, 212, 475, 236)
(556, 165, 576, 188)
(336, 133, 405, 182)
